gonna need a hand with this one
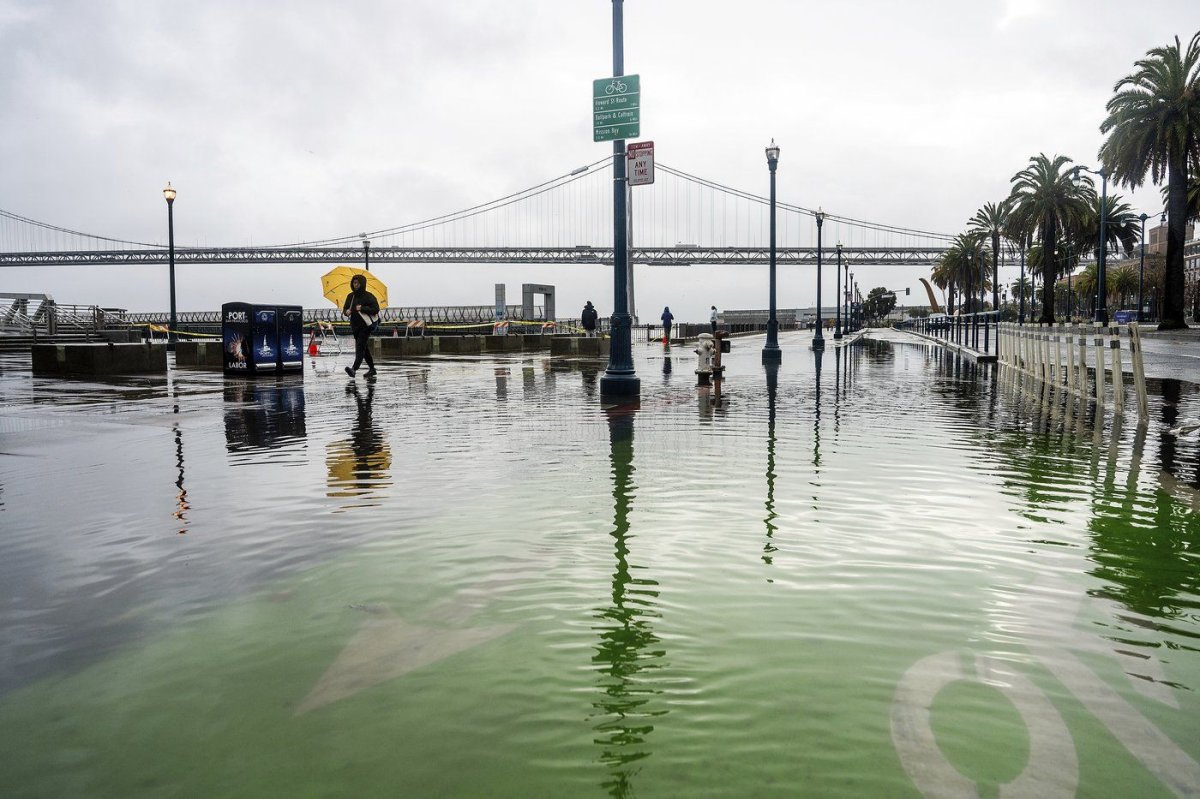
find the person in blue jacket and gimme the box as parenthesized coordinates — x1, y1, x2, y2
(660, 306, 674, 342)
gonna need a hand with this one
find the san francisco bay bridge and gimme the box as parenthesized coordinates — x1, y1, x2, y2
(2, 160, 962, 271)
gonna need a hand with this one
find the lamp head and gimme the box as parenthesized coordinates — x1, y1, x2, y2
(814, 207, 824, 224)
(162, 182, 176, 203)
(1139, 213, 1148, 222)
(765, 138, 780, 167)
(1161, 211, 1167, 224)
(1070, 167, 1081, 187)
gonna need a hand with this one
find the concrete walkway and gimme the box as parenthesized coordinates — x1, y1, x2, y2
(1138, 326, 1200, 385)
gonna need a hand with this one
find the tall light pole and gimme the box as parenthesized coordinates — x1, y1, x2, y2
(813, 209, 825, 350)
(763, 139, 781, 362)
(834, 243, 843, 339)
(1018, 232, 1027, 325)
(847, 271, 854, 331)
(362, 236, 371, 272)
(163, 182, 177, 351)
(599, 0, 639, 397)
(1137, 212, 1148, 323)
(1073, 165, 1109, 323)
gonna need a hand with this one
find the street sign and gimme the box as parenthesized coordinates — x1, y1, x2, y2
(627, 141, 654, 186)
(593, 74, 640, 142)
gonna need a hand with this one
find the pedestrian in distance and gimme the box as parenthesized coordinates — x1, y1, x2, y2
(581, 300, 599, 338)
(661, 306, 674, 344)
(343, 274, 380, 378)
(710, 305, 718, 334)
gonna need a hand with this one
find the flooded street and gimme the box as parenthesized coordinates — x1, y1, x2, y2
(1, 331, 1197, 797)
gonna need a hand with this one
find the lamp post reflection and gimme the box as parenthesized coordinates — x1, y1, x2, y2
(813, 349, 823, 471)
(592, 403, 666, 798)
(172, 422, 189, 535)
(763, 363, 779, 572)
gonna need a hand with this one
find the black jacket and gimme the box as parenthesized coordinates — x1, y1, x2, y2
(581, 305, 598, 330)
(344, 290, 380, 332)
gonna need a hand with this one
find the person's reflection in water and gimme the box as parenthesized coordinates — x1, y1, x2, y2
(581, 364, 599, 398)
(763, 363, 779, 574)
(495, 367, 509, 401)
(662, 355, 672, 381)
(591, 403, 667, 798)
(326, 380, 391, 508)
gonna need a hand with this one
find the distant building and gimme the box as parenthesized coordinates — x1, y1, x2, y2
(1147, 221, 1195, 255)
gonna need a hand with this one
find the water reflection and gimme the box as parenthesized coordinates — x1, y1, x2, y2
(172, 422, 189, 535)
(581, 363, 599, 398)
(223, 379, 307, 456)
(662, 355, 672, 380)
(592, 404, 667, 798)
(326, 381, 391, 508)
(494, 367, 509, 401)
(1089, 419, 1200, 623)
(763, 363, 779, 572)
(813, 349, 823, 469)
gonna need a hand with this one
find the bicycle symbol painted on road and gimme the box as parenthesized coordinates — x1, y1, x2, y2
(604, 79, 628, 95)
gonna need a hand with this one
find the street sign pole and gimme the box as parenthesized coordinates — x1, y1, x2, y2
(600, 0, 639, 398)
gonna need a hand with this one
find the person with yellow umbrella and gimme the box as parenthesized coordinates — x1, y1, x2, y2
(341, 273, 381, 378)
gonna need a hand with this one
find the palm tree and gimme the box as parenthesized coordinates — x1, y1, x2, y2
(1111, 264, 1139, 309)
(969, 200, 1012, 316)
(1099, 32, 1200, 330)
(931, 233, 990, 316)
(955, 232, 990, 311)
(1074, 263, 1099, 317)
(1008, 154, 1091, 323)
(1082, 193, 1141, 261)
(1158, 174, 1200, 222)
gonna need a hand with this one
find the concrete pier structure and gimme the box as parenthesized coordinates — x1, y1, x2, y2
(31, 342, 168, 375)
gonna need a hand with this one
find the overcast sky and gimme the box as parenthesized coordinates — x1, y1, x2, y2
(1, 0, 1196, 321)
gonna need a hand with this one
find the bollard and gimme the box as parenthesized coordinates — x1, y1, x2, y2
(1084, 323, 1094, 398)
(1128, 323, 1149, 420)
(1065, 324, 1076, 396)
(1110, 325, 1125, 416)
(694, 333, 716, 387)
(1093, 323, 1105, 410)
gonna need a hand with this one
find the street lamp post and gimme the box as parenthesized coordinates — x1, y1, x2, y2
(847, 271, 854, 331)
(763, 139, 781, 362)
(363, 237, 371, 272)
(163, 182, 177, 352)
(599, 0, 639, 397)
(1073, 165, 1110, 324)
(813, 209, 825, 350)
(1019, 233, 1027, 325)
(834, 243, 843, 339)
(1137, 212, 1148, 323)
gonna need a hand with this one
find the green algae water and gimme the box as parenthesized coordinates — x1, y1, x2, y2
(0, 330, 1197, 798)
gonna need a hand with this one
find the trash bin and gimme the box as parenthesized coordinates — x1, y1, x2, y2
(222, 302, 279, 376)
(276, 305, 304, 371)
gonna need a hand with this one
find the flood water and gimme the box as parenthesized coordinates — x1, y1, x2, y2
(0, 330, 1198, 798)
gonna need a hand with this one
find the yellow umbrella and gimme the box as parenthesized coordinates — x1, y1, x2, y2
(321, 266, 389, 310)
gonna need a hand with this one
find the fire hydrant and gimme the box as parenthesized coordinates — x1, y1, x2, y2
(695, 333, 716, 386)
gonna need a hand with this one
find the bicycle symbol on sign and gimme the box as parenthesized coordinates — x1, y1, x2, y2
(604, 79, 628, 95)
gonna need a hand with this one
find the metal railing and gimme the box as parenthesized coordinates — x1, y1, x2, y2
(897, 311, 1001, 359)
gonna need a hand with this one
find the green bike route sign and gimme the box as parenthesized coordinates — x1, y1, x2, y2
(593, 74, 640, 142)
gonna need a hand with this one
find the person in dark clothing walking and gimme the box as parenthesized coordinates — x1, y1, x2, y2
(581, 300, 599, 338)
(343, 274, 380, 378)
(660, 306, 674, 343)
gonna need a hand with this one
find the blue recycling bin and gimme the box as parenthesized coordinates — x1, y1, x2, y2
(276, 305, 304, 371)
(222, 302, 279, 376)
